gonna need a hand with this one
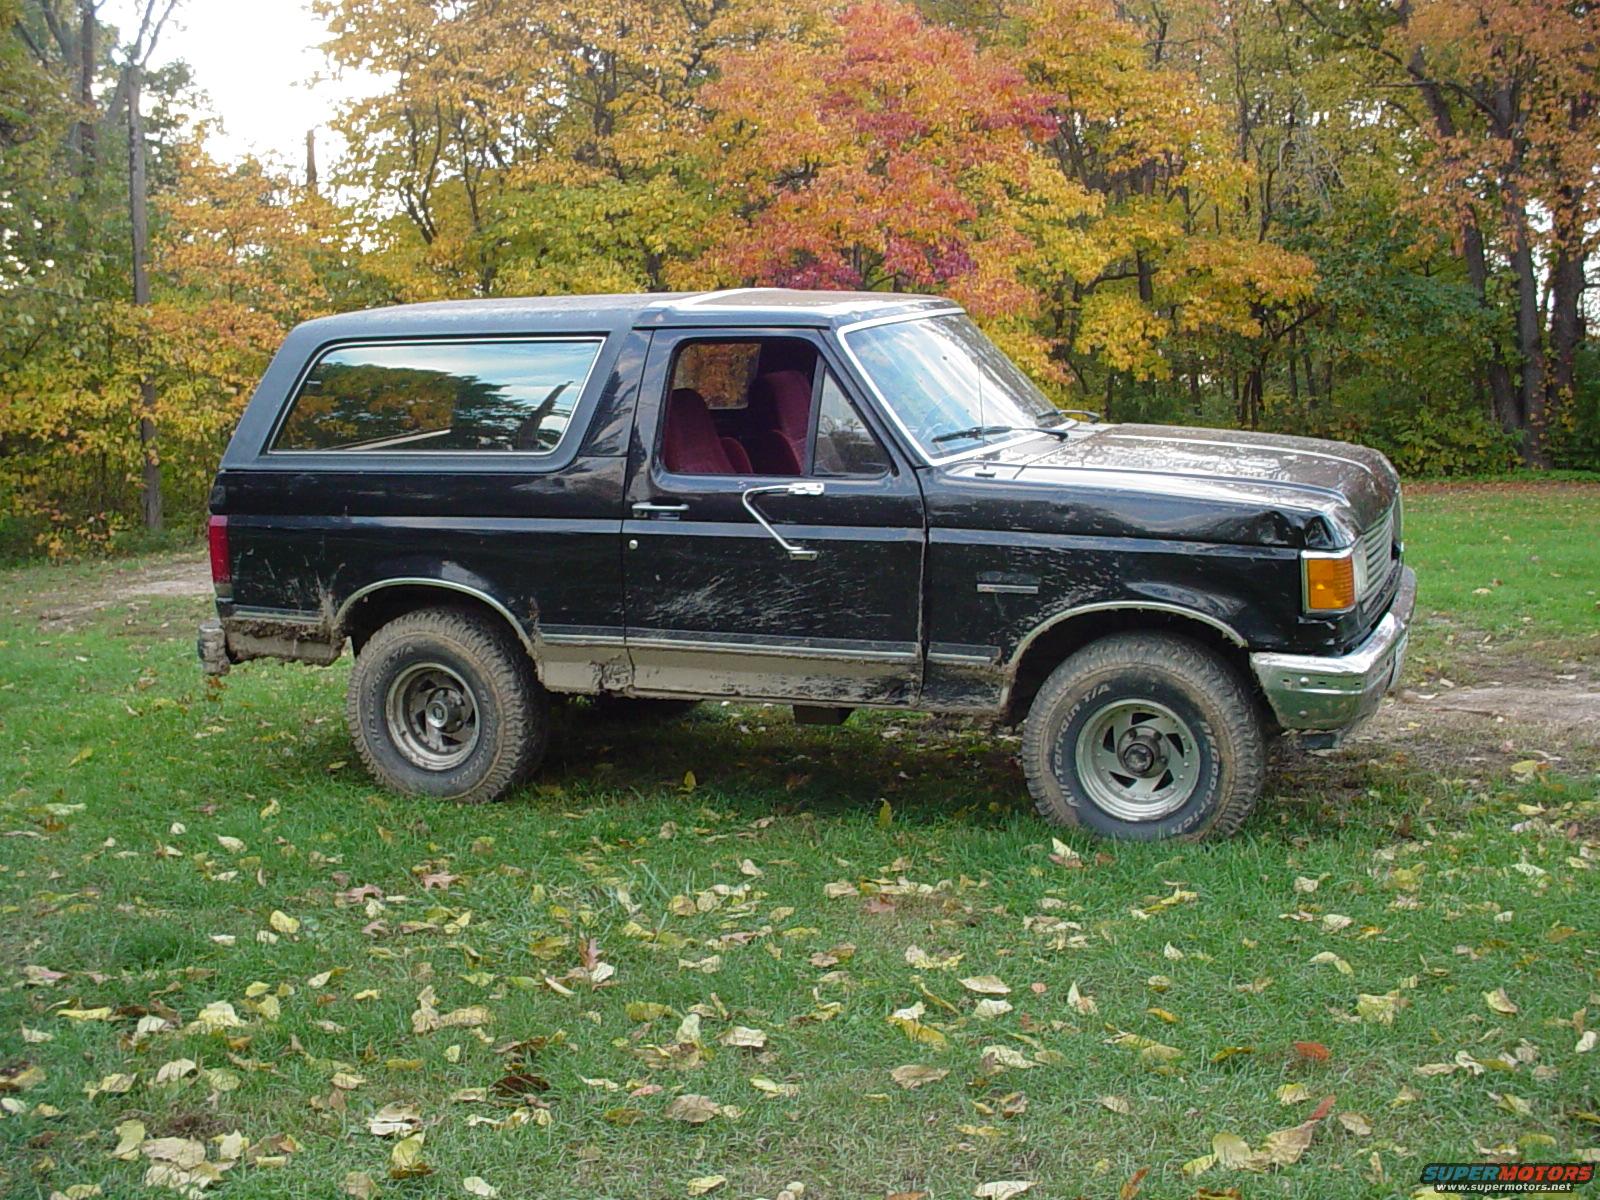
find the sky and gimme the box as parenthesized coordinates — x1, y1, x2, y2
(109, 0, 385, 172)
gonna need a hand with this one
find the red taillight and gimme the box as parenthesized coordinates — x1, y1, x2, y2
(208, 515, 231, 590)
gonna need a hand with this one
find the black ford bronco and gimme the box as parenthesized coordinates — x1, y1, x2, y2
(199, 289, 1414, 840)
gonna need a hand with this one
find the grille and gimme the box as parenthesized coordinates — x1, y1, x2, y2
(1358, 504, 1397, 599)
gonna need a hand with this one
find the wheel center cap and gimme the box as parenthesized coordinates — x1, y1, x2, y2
(1117, 728, 1166, 777)
(425, 691, 466, 732)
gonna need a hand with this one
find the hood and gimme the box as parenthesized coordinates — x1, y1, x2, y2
(942, 423, 1399, 547)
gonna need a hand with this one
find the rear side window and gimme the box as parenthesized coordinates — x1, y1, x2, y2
(272, 338, 603, 454)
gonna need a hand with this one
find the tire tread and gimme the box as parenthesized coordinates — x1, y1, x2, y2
(1020, 632, 1265, 840)
(346, 606, 546, 804)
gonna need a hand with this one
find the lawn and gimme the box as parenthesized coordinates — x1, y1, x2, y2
(1, 485, 1597, 1200)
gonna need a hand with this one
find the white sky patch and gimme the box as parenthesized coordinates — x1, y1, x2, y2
(106, 0, 385, 174)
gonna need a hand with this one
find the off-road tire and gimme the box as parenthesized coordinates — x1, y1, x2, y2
(347, 607, 547, 804)
(1020, 633, 1265, 840)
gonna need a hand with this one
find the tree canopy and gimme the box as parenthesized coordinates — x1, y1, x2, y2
(1, 0, 1595, 552)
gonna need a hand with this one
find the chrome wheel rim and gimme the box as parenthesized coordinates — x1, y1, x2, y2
(1072, 698, 1201, 821)
(384, 662, 480, 771)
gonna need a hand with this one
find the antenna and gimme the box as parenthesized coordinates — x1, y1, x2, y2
(978, 357, 986, 443)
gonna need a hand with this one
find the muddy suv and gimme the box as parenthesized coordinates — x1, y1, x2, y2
(198, 289, 1414, 840)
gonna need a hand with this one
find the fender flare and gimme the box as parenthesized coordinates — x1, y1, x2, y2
(334, 578, 538, 656)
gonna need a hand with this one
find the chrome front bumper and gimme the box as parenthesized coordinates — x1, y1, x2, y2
(1250, 566, 1416, 734)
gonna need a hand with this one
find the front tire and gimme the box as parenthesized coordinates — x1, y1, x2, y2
(1020, 633, 1265, 840)
(347, 607, 547, 804)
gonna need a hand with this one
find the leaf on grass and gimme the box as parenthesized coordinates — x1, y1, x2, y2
(1356, 992, 1401, 1025)
(626, 1002, 673, 1023)
(86, 1073, 136, 1098)
(1293, 1041, 1331, 1062)
(463, 1177, 499, 1198)
(980, 1045, 1037, 1071)
(973, 999, 1013, 1019)
(112, 1119, 146, 1159)
(904, 945, 961, 971)
(1100, 1095, 1132, 1114)
(960, 976, 1010, 996)
(887, 1003, 947, 1049)
(1212, 1132, 1253, 1169)
(1210, 1046, 1254, 1064)
(1106, 1031, 1181, 1065)
(973, 1183, 1035, 1200)
(411, 986, 491, 1034)
(368, 1103, 422, 1137)
(188, 1001, 245, 1032)
(890, 1065, 949, 1090)
(389, 1133, 430, 1180)
(1494, 1092, 1533, 1117)
(750, 1076, 799, 1098)
(719, 1026, 767, 1049)
(1309, 951, 1353, 976)
(268, 910, 300, 935)
(154, 1059, 197, 1085)
(57, 1006, 113, 1022)
(1338, 1111, 1373, 1136)
(141, 1138, 208, 1169)
(1484, 988, 1520, 1016)
(687, 1177, 727, 1196)
(1067, 982, 1097, 1015)
(1119, 1167, 1148, 1199)
(1276, 1083, 1312, 1105)
(665, 1093, 722, 1123)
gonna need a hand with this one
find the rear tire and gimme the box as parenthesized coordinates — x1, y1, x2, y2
(1020, 633, 1264, 840)
(347, 607, 546, 804)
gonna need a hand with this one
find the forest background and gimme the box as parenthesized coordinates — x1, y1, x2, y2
(2, 0, 1596, 554)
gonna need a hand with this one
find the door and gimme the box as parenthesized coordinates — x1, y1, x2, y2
(622, 328, 926, 703)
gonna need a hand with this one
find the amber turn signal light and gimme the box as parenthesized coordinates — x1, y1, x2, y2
(1302, 551, 1356, 612)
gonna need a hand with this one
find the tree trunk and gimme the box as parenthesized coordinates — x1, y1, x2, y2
(1459, 223, 1520, 436)
(76, 1, 96, 172)
(1547, 241, 1586, 434)
(1505, 207, 1549, 468)
(127, 64, 161, 531)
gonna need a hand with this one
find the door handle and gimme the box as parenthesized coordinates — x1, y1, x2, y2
(741, 482, 825, 560)
(632, 501, 690, 517)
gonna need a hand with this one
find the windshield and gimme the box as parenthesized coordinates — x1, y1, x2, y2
(843, 313, 1067, 460)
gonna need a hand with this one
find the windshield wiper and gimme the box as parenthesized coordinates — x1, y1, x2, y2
(931, 422, 1074, 446)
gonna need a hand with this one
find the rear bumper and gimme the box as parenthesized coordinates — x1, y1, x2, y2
(198, 614, 341, 676)
(1250, 566, 1415, 734)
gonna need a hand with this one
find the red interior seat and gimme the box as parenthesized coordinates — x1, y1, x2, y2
(662, 387, 739, 474)
(744, 370, 813, 474)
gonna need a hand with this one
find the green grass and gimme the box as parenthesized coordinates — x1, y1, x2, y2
(1403, 483, 1600, 645)
(2, 486, 1598, 1200)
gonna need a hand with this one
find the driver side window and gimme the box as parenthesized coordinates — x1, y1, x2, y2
(658, 339, 889, 479)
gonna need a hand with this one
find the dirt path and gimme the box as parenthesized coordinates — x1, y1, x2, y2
(31, 551, 212, 629)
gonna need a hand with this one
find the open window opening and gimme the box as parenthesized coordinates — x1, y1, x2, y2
(659, 338, 888, 478)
